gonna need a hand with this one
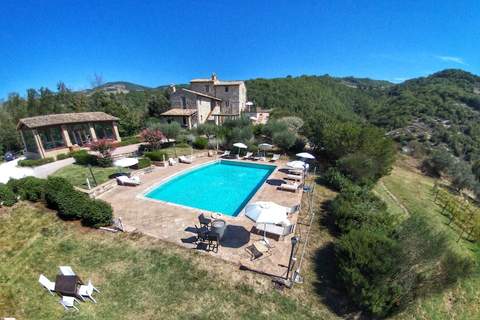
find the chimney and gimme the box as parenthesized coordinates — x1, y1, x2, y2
(170, 84, 176, 93)
(211, 73, 217, 81)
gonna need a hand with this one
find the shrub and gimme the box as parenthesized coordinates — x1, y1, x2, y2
(140, 128, 166, 150)
(81, 199, 113, 228)
(118, 136, 141, 147)
(329, 187, 396, 234)
(7, 177, 45, 202)
(90, 139, 115, 168)
(175, 142, 190, 149)
(18, 157, 54, 167)
(335, 228, 404, 317)
(72, 150, 98, 166)
(57, 190, 89, 220)
(322, 167, 354, 192)
(136, 157, 152, 169)
(96, 156, 113, 168)
(44, 177, 74, 209)
(193, 137, 208, 149)
(272, 131, 296, 152)
(56, 153, 72, 160)
(0, 183, 17, 206)
(144, 150, 169, 161)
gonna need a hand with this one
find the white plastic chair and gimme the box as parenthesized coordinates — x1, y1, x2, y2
(78, 280, 100, 303)
(38, 274, 55, 295)
(60, 296, 80, 311)
(59, 266, 75, 276)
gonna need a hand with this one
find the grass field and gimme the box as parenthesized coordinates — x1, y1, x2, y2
(373, 160, 480, 319)
(0, 203, 325, 320)
(2, 157, 479, 319)
(52, 164, 127, 189)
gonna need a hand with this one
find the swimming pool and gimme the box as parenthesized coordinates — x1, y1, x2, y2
(144, 160, 275, 216)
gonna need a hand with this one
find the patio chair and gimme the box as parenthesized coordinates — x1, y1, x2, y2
(59, 296, 80, 311)
(59, 266, 75, 276)
(168, 158, 177, 166)
(207, 232, 220, 253)
(179, 155, 193, 164)
(198, 213, 212, 228)
(278, 182, 300, 193)
(270, 154, 280, 162)
(38, 274, 55, 295)
(78, 280, 99, 303)
(220, 150, 231, 158)
(194, 225, 209, 243)
(245, 244, 263, 260)
(116, 175, 141, 186)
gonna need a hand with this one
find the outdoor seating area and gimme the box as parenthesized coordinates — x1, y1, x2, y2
(98, 151, 314, 277)
(38, 266, 100, 311)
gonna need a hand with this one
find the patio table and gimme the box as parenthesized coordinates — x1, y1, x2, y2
(210, 219, 227, 240)
(55, 275, 83, 298)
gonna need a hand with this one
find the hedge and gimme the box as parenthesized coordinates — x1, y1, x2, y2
(81, 199, 113, 227)
(44, 176, 75, 210)
(56, 153, 72, 160)
(136, 157, 152, 169)
(0, 183, 17, 206)
(118, 136, 141, 147)
(57, 189, 90, 220)
(7, 177, 45, 202)
(72, 150, 98, 166)
(18, 157, 55, 167)
(144, 150, 169, 161)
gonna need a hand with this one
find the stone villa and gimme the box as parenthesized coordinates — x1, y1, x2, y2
(162, 74, 247, 129)
(17, 112, 121, 159)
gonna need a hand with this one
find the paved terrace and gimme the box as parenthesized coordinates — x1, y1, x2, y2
(99, 155, 303, 277)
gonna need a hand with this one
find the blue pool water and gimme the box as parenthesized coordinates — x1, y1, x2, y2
(145, 160, 275, 216)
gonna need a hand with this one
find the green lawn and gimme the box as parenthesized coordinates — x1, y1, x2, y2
(52, 164, 128, 189)
(0, 204, 323, 319)
(374, 161, 480, 320)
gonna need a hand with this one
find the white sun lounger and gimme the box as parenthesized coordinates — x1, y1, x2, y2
(78, 280, 100, 303)
(168, 158, 177, 166)
(60, 296, 80, 311)
(179, 155, 193, 164)
(39, 274, 55, 295)
(220, 150, 231, 158)
(286, 174, 303, 181)
(116, 175, 141, 186)
(59, 266, 75, 276)
(279, 182, 299, 192)
(270, 154, 280, 162)
(243, 152, 253, 159)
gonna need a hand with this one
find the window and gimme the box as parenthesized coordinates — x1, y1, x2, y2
(22, 130, 38, 153)
(38, 126, 65, 150)
(225, 100, 230, 107)
(225, 86, 229, 92)
(181, 96, 187, 108)
(94, 122, 115, 140)
(205, 85, 210, 92)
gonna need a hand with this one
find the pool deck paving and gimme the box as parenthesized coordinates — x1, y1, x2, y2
(98, 154, 304, 277)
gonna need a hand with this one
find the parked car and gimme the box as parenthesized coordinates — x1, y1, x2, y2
(4, 151, 16, 162)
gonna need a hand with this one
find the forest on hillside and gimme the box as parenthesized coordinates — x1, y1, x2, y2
(2, 69, 480, 166)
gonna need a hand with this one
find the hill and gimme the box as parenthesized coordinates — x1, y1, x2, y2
(369, 69, 480, 161)
(88, 81, 152, 93)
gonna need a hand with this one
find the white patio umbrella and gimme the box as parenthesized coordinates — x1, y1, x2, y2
(258, 143, 273, 158)
(113, 158, 139, 168)
(245, 201, 289, 245)
(296, 152, 315, 160)
(287, 160, 307, 170)
(233, 142, 247, 156)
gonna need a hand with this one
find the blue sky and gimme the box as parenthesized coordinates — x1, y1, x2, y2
(1, 0, 479, 99)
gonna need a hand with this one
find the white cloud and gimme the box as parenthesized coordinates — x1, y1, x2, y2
(436, 55, 466, 65)
(392, 77, 408, 83)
